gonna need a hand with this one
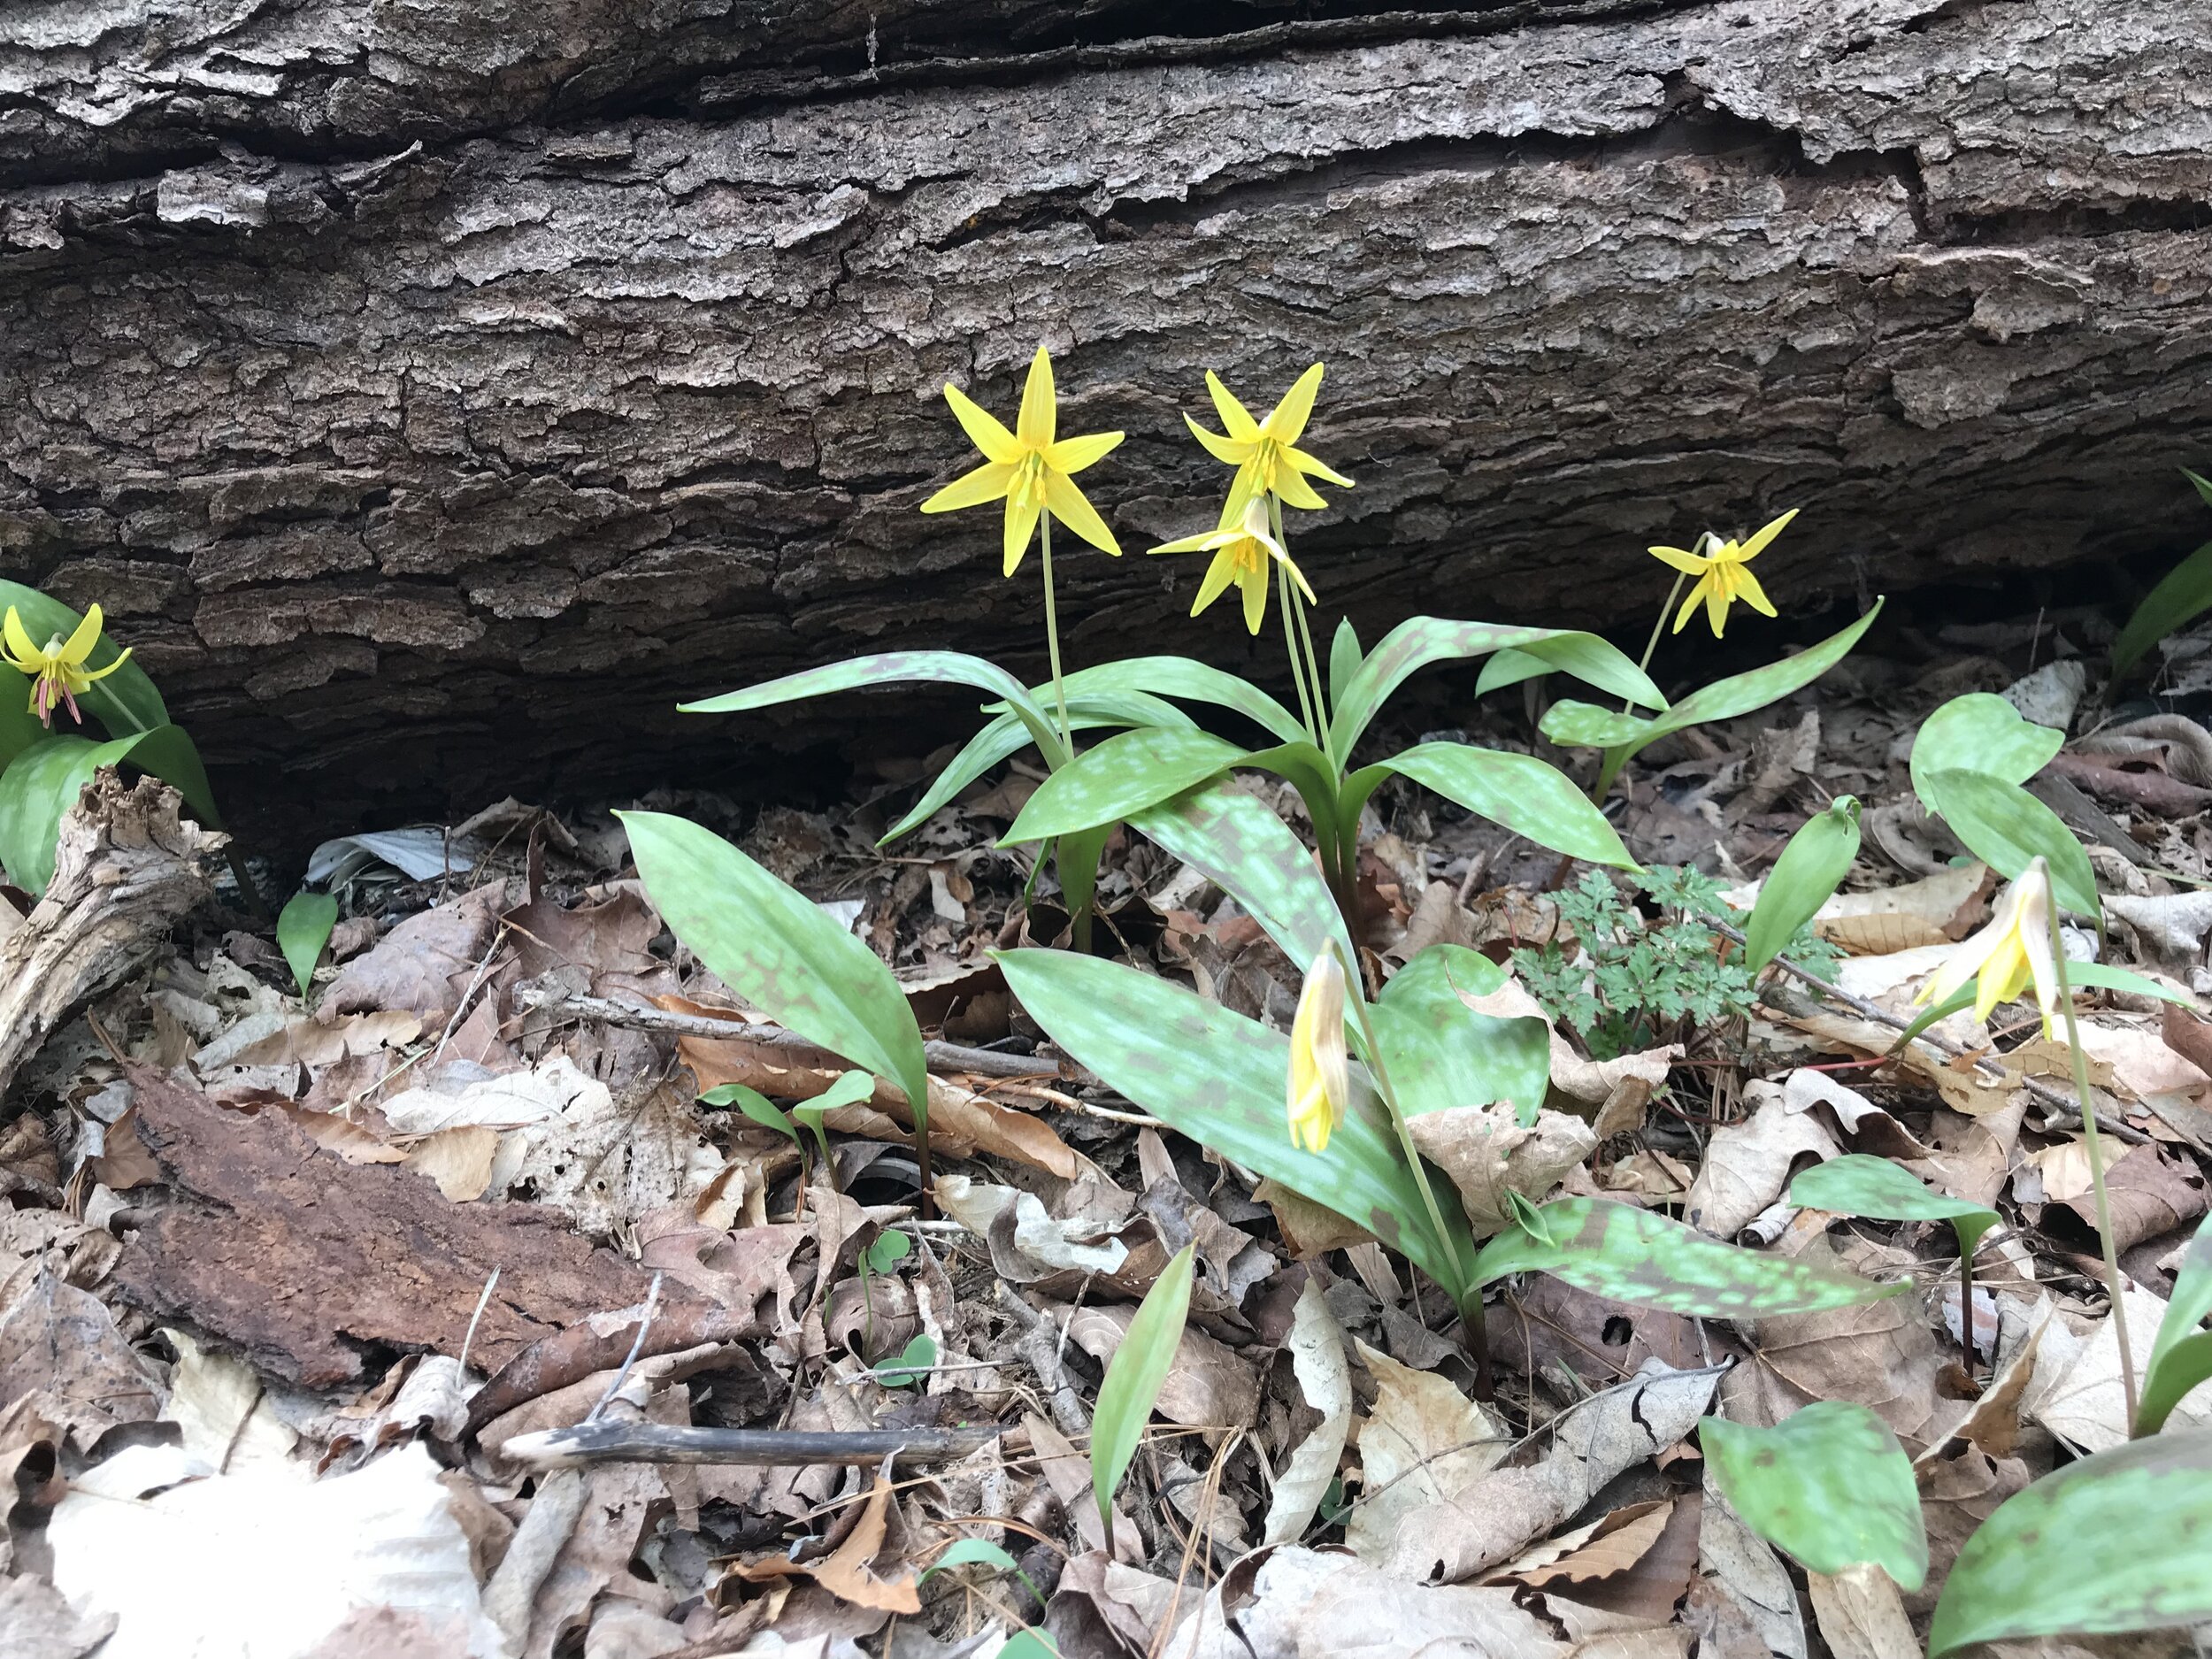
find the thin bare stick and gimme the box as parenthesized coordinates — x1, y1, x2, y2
(500, 1420, 1004, 1470)
(459, 1266, 501, 1373)
(586, 1273, 662, 1425)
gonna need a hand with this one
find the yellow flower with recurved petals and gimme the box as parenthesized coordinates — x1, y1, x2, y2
(1186, 365, 1353, 518)
(920, 347, 1124, 575)
(1148, 497, 1317, 635)
(1649, 509, 1798, 638)
(1917, 857, 2062, 1033)
(1287, 948, 1352, 1154)
(1, 604, 128, 726)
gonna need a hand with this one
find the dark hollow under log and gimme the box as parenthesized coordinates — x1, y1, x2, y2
(1, 0, 2208, 832)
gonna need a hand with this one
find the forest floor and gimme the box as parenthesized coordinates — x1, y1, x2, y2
(3, 593, 2209, 1659)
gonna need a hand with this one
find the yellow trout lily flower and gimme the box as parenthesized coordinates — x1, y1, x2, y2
(920, 346, 1125, 575)
(2, 604, 127, 726)
(1148, 497, 1317, 635)
(1917, 857, 2062, 1033)
(1649, 508, 1798, 638)
(1186, 364, 1354, 518)
(1287, 949, 1352, 1154)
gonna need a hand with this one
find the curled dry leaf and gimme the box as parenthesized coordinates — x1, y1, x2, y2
(2027, 1282, 2212, 1451)
(1685, 1086, 1839, 1239)
(1262, 1276, 1353, 1547)
(1344, 1339, 1510, 1569)
(733, 1474, 921, 1615)
(1409, 1102, 1597, 1236)
(1815, 864, 1991, 953)
(935, 1173, 1128, 1279)
(1808, 1562, 1921, 1659)
(1698, 1475, 1808, 1659)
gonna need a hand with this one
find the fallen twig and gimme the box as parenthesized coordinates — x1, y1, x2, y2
(497, 1419, 1004, 1470)
(518, 985, 1061, 1079)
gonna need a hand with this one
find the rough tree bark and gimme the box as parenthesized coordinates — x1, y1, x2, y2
(1, 1, 2208, 824)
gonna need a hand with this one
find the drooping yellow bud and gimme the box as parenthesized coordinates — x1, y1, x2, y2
(1917, 857, 2062, 1035)
(1286, 948, 1351, 1153)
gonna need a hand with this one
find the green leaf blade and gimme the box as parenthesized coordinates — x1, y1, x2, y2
(1929, 1432, 2212, 1654)
(1056, 657, 1308, 747)
(276, 891, 340, 999)
(1129, 780, 1356, 977)
(2139, 1214, 2212, 1437)
(1472, 1198, 1906, 1317)
(619, 811, 930, 1122)
(1702, 1403, 1928, 1589)
(1375, 741, 1638, 870)
(1909, 693, 2064, 795)
(1788, 1155, 2000, 1253)
(995, 948, 1471, 1292)
(1003, 728, 1246, 844)
(1919, 767, 2099, 918)
(1744, 797, 1861, 972)
(2114, 541, 2212, 678)
(681, 650, 1065, 763)
(1371, 945, 1550, 1125)
(1091, 1243, 1195, 1532)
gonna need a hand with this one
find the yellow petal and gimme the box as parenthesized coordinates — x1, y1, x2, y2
(1271, 465, 1330, 513)
(78, 647, 129, 684)
(1223, 459, 1266, 523)
(1732, 563, 1779, 618)
(1921, 918, 2004, 1007)
(1149, 527, 1233, 555)
(58, 605, 104, 666)
(1974, 933, 2032, 1025)
(1703, 580, 1731, 637)
(1648, 544, 1714, 576)
(1184, 414, 1253, 467)
(941, 384, 1019, 465)
(1736, 508, 1800, 563)
(1284, 444, 1353, 489)
(1264, 364, 1325, 445)
(920, 458, 1017, 514)
(1042, 470, 1121, 556)
(2, 607, 40, 670)
(1239, 558, 1269, 634)
(1044, 430, 1122, 474)
(1671, 573, 1711, 634)
(1017, 347, 1056, 450)
(1205, 372, 1261, 442)
(1275, 548, 1319, 608)
(1002, 497, 1042, 576)
(1190, 547, 1240, 618)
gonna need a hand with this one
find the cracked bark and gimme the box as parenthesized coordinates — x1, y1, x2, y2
(1, 0, 2208, 828)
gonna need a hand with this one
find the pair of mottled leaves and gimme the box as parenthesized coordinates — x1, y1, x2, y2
(1909, 691, 2098, 918)
(0, 583, 223, 896)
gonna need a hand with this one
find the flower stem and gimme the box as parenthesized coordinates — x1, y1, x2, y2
(2046, 903, 2139, 1428)
(1957, 1246, 1977, 1384)
(1039, 514, 1071, 756)
(1628, 570, 1688, 714)
(1340, 954, 1489, 1397)
(1273, 495, 1334, 761)
(1278, 562, 1318, 744)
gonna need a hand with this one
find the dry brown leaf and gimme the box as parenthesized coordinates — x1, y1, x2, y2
(321, 885, 508, 1027)
(1780, 1069, 1932, 1160)
(1263, 1277, 1354, 1548)
(231, 1010, 422, 1070)
(1547, 1487, 1705, 1627)
(0, 1262, 160, 1452)
(2028, 1283, 2212, 1450)
(1068, 1304, 1259, 1434)
(1492, 1500, 1671, 1586)
(1409, 1103, 1597, 1235)
(1025, 1411, 1141, 1561)
(1697, 1478, 1807, 1659)
(404, 1126, 502, 1202)
(2053, 1139, 2208, 1253)
(1345, 1339, 1510, 1567)
(1816, 864, 1991, 949)
(1809, 1563, 1919, 1659)
(1916, 1298, 2051, 1465)
(1908, 1447, 2030, 1621)
(2073, 1019, 2211, 1098)
(1256, 1179, 1378, 1256)
(1685, 1085, 1839, 1238)
(1489, 1274, 1715, 1390)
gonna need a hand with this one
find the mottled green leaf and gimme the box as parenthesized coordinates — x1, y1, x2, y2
(875, 1333, 936, 1387)
(701, 1082, 800, 1143)
(1471, 1198, 1906, 1316)
(1541, 603, 1884, 767)
(1091, 1243, 1194, 1531)
(1243, 739, 1348, 864)
(1332, 621, 1666, 759)
(620, 812, 930, 1124)
(1130, 780, 1356, 976)
(922, 1540, 1046, 1606)
(0, 724, 222, 895)
(681, 649, 1065, 764)
(1003, 727, 1246, 844)
(1918, 767, 2099, 918)
(0, 673, 44, 773)
(1329, 618, 1363, 709)
(1744, 796, 1861, 972)
(1370, 945, 1550, 1125)
(1909, 694, 2063, 795)
(2139, 1214, 2212, 1437)
(0, 582, 168, 737)
(1473, 647, 1553, 698)
(276, 891, 339, 999)
(995, 948, 1473, 1294)
(1702, 1403, 1928, 1589)
(1349, 742, 1637, 870)
(1929, 1432, 2212, 1654)
(1789, 1155, 1999, 1256)
(1055, 656, 1308, 747)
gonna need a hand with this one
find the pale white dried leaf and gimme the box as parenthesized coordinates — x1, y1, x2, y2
(1263, 1277, 1353, 1547)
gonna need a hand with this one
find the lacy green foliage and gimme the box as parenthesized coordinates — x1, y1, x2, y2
(1701, 1403, 1929, 1590)
(276, 891, 340, 1000)
(2138, 1214, 2212, 1438)
(1090, 1244, 1194, 1532)
(1471, 1198, 1905, 1317)
(1930, 1432, 2212, 1654)
(2111, 469, 2212, 678)
(620, 812, 931, 1128)
(1513, 867, 1838, 1059)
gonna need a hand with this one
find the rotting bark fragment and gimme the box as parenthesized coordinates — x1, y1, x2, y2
(111, 1064, 731, 1389)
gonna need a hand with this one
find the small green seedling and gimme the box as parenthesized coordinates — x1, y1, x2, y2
(276, 890, 340, 999)
(1089, 1244, 1195, 1534)
(1744, 795, 1860, 972)
(920, 1538, 1047, 1608)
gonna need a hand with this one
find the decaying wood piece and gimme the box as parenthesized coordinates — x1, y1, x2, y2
(1, 2, 2208, 815)
(111, 1064, 748, 1388)
(0, 774, 218, 1100)
(497, 1419, 1004, 1471)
